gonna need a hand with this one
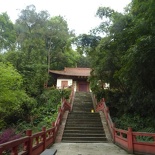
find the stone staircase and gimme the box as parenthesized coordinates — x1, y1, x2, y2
(62, 92, 107, 143)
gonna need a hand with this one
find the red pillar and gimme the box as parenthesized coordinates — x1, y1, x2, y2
(26, 129, 33, 155)
(11, 146, 18, 155)
(52, 122, 56, 141)
(127, 127, 133, 153)
(0, 146, 3, 154)
(113, 123, 116, 143)
(42, 127, 46, 151)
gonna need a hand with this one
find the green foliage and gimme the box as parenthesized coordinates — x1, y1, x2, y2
(61, 88, 72, 99)
(1, 4, 77, 98)
(136, 127, 155, 142)
(39, 87, 61, 107)
(0, 62, 23, 106)
(0, 4, 76, 133)
(81, 1, 155, 132)
(0, 12, 16, 51)
(114, 113, 155, 132)
(76, 55, 91, 68)
(0, 62, 37, 129)
(74, 34, 101, 55)
(39, 87, 71, 105)
(8, 87, 68, 133)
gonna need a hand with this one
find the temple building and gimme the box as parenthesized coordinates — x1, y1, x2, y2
(49, 67, 91, 92)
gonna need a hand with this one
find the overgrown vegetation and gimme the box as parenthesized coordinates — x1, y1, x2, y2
(0, 5, 73, 142)
(0, 87, 71, 143)
(75, 0, 155, 132)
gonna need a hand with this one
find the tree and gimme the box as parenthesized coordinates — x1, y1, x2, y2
(14, 5, 51, 96)
(117, 0, 155, 116)
(46, 16, 75, 70)
(87, 1, 155, 124)
(0, 62, 36, 128)
(0, 12, 16, 51)
(3, 5, 77, 97)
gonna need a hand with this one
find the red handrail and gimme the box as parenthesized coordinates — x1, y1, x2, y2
(96, 98, 155, 155)
(0, 92, 73, 155)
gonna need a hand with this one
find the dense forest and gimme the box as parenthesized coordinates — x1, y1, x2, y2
(0, 0, 155, 142)
(0, 5, 78, 141)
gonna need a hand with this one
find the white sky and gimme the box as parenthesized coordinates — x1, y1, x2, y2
(0, 0, 131, 35)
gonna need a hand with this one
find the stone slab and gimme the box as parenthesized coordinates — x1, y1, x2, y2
(51, 143, 135, 155)
(40, 149, 57, 155)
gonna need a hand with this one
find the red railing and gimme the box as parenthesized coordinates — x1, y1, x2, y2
(0, 97, 72, 155)
(96, 98, 155, 155)
(68, 86, 75, 111)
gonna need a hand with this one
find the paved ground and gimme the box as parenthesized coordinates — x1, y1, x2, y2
(51, 142, 134, 155)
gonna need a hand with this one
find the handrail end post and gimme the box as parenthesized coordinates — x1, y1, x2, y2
(26, 129, 33, 155)
(42, 127, 46, 151)
(128, 127, 133, 154)
(113, 123, 115, 143)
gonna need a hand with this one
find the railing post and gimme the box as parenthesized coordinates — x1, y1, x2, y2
(127, 127, 133, 153)
(11, 146, 18, 155)
(0, 146, 3, 155)
(42, 127, 46, 151)
(52, 122, 56, 141)
(113, 123, 115, 143)
(26, 129, 33, 155)
(106, 107, 109, 120)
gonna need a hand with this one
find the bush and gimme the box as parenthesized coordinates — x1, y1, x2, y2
(113, 113, 155, 132)
(39, 87, 61, 107)
(0, 128, 22, 144)
(60, 88, 72, 99)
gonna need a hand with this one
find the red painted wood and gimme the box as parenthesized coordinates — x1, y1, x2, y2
(115, 136, 128, 149)
(133, 142, 155, 154)
(127, 127, 133, 153)
(78, 82, 88, 92)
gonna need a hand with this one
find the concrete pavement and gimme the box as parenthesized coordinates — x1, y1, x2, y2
(51, 142, 134, 155)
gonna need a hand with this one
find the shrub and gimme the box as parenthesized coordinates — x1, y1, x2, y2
(0, 128, 22, 144)
(60, 88, 72, 99)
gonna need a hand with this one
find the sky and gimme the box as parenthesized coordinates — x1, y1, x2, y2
(0, 0, 131, 35)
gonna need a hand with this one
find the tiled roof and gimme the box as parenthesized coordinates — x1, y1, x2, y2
(49, 67, 91, 77)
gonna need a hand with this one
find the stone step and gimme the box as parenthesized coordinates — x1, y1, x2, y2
(65, 124, 103, 127)
(72, 110, 94, 113)
(64, 129, 105, 133)
(64, 126, 104, 129)
(66, 120, 102, 123)
(61, 140, 107, 143)
(63, 133, 106, 137)
(66, 120, 103, 124)
(62, 92, 108, 143)
(62, 137, 107, 142)
(72, 106, 93, 108)
(68, 115, 100, 119)
(68, 112, 100, 116)
(73, 105, 93, 107)
(73, 106, 93, 108)
(66, 119, 101, 123)
(73, 104, 93, 107)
